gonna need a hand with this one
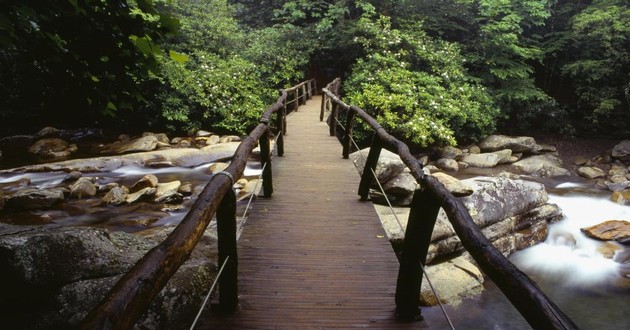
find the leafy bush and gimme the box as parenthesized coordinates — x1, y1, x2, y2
(345, 14, 499, 147)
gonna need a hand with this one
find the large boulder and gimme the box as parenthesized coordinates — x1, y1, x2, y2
(382, 172, 417, 196)
(5, 188, 65, 210)
(478, 135, 540, 154)
(108, 135, 159, 154)
(350, 148, 407, 183)
(511, 154, 570, 177)
(0, 223, 218, 329)
(612, 140, 630, 161)
(431, 172, 473, 197)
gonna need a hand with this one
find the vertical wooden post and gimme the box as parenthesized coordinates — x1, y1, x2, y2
(276, 106, 284, 157)
(301, 84, 307, 103)
(294, 89, 299, 111)
(329, 101, 338, 136)
(259, 129, 273, 197)
(395, 187, 441, 321)
(343, 108, 356, 159)
(357, 134, 382, 200)
(320, 93, 326, 122)
(217, 188, 238, 313)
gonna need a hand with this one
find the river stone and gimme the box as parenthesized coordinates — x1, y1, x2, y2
(431, 172, 473, 197)
(492, 149, 513, 164)
(126, 187, 157, 204)
(581, 220, 630, 243)
(154, 181, 183, 204)
(478, 135, 539, 154)
(142, 132, 170, 144)
(468, 145, 481, 154)
(112, 135, 159, 154)
(238, 179, 263, 201)
(511, 154, 570, 177)
(102, 186, 129, 205)
(28, 138, 76, 159)
(420, 256, 484, 307)
(219, 135, 241, 143)
(611, 191, 630, 205)
(69, 177, 97, 199)
(130, 174, 159, 193)
(573, 156, 589, 166)
(612, 140, 630, 161)
(208, 162, 229, 174)
(382, 172, 417, 196)
(196, 130, 213, 137)
(435, 158, 459, 172)
(179, 182, 193, 196)
(460, 177, 549, 228)
(577, 166, 605, 179)
(438, 146, 462, 159)
(350, 148, 407, 183)
(460, 153, 500, 168)
(5, 188, 65, 210)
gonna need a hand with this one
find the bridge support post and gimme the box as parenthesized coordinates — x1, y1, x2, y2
(329, 102, 338, 136)
(217, 188, 238, 313)
(343, 109, 355, 159)
(320, 93, 326, 122)
(260, 129, 273, 197)
(395, 187, 440, 321)
(358, 134, 382, 200)
(276, 103, 285, 157)
(294, 89, 299, 111)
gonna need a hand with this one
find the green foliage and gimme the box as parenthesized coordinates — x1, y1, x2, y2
(345, 14, 499, 147)
(560, 0, 630, 131)
(0, 0, 177, 132)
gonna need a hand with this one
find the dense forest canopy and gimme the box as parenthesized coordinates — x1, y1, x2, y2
(1, 0, 628, 146)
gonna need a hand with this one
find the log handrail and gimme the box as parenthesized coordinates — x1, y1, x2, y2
(80, 79, 316, 329)
(321, 79, 578, 329)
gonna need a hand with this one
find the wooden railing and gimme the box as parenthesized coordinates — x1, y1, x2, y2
(80, 79, 317, 329)
(321, 78, 578, 329)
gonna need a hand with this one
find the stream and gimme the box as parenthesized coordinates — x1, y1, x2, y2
(1, 159, 629, 328)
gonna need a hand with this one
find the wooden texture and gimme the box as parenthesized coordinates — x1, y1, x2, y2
(200, 96, 418, 329)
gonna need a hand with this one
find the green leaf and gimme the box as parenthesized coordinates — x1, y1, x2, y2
(169, 50, 189, 63)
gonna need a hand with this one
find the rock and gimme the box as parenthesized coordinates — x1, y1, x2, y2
(62, 171, 83, 183)
(612, 140, 630, 161)
(416, 155, 429, 166)
(97, 182, 119, 193)
(35, 126, 61, 138)
(577, 166, 606, 179)
(102, 186, 129, 205)
(207, 135, 221, 145)
(460, 153, 500, 168)
(116, 135, 159, 154)
(382, 172, 418, 196)
(478, 135, 539, 154)
(238, 179, 263, 201)
(511, 154, 570, 177)
(537, 144, 557, 152)
(611, 191, 630, 205)
(154, 181, 183, 204)
(437, 146, 462, 160)
(207, 162, 229, 174)
(28, 138, 76, 159)
(468, 145, 481, 154)
(69, 177, 97, 199)
(219, 135, 241, 143)
(573, 156, 589, 166)
(0, 177, 31, 189)
(179, 182, 193, 196)
(130, 174, 159, 193)
(0, 226, 142, 291)
(605, 181, 630, 192)
(125, 187, 157, 204)
(596, 242, 623, 259)
(581, 220, 630, 243)
(179, 140, 191, 148)
(492, 149, 513, 164)
(350, 148, 407, 183)
(610, 175, 627, 184)
(460, 177, 549, 228)
(142, 132, 170, 144)
(435, 158, 459, 172)
(420, 256, 484, 306)
(197, 142, 241, 163)
(431, 172, 473, 197)
(5, 188, 65, 210)
(457, 161, 469, 170)
(196, 130, 213, 137)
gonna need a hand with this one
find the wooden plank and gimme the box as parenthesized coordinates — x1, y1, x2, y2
(199, 96, 417, 328)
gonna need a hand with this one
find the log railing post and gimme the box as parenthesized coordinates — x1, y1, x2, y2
(358, 134, 382, 200)
(320, 92, 326, 122)
(395, 188, 441, 320)
(301, 83, 307, 103)
(343, 108, 356, 159)
(329, 101, 338, 137)
(294, 89, 299, 111)
(259, 127, 273, 197)
(276, 102, 285, 157)
(216, 188, 238, 313)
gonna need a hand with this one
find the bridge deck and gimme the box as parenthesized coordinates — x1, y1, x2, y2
(200, 96, 418, 328)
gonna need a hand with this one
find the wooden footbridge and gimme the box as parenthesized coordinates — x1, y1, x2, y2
(80, 80, 578, 329)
